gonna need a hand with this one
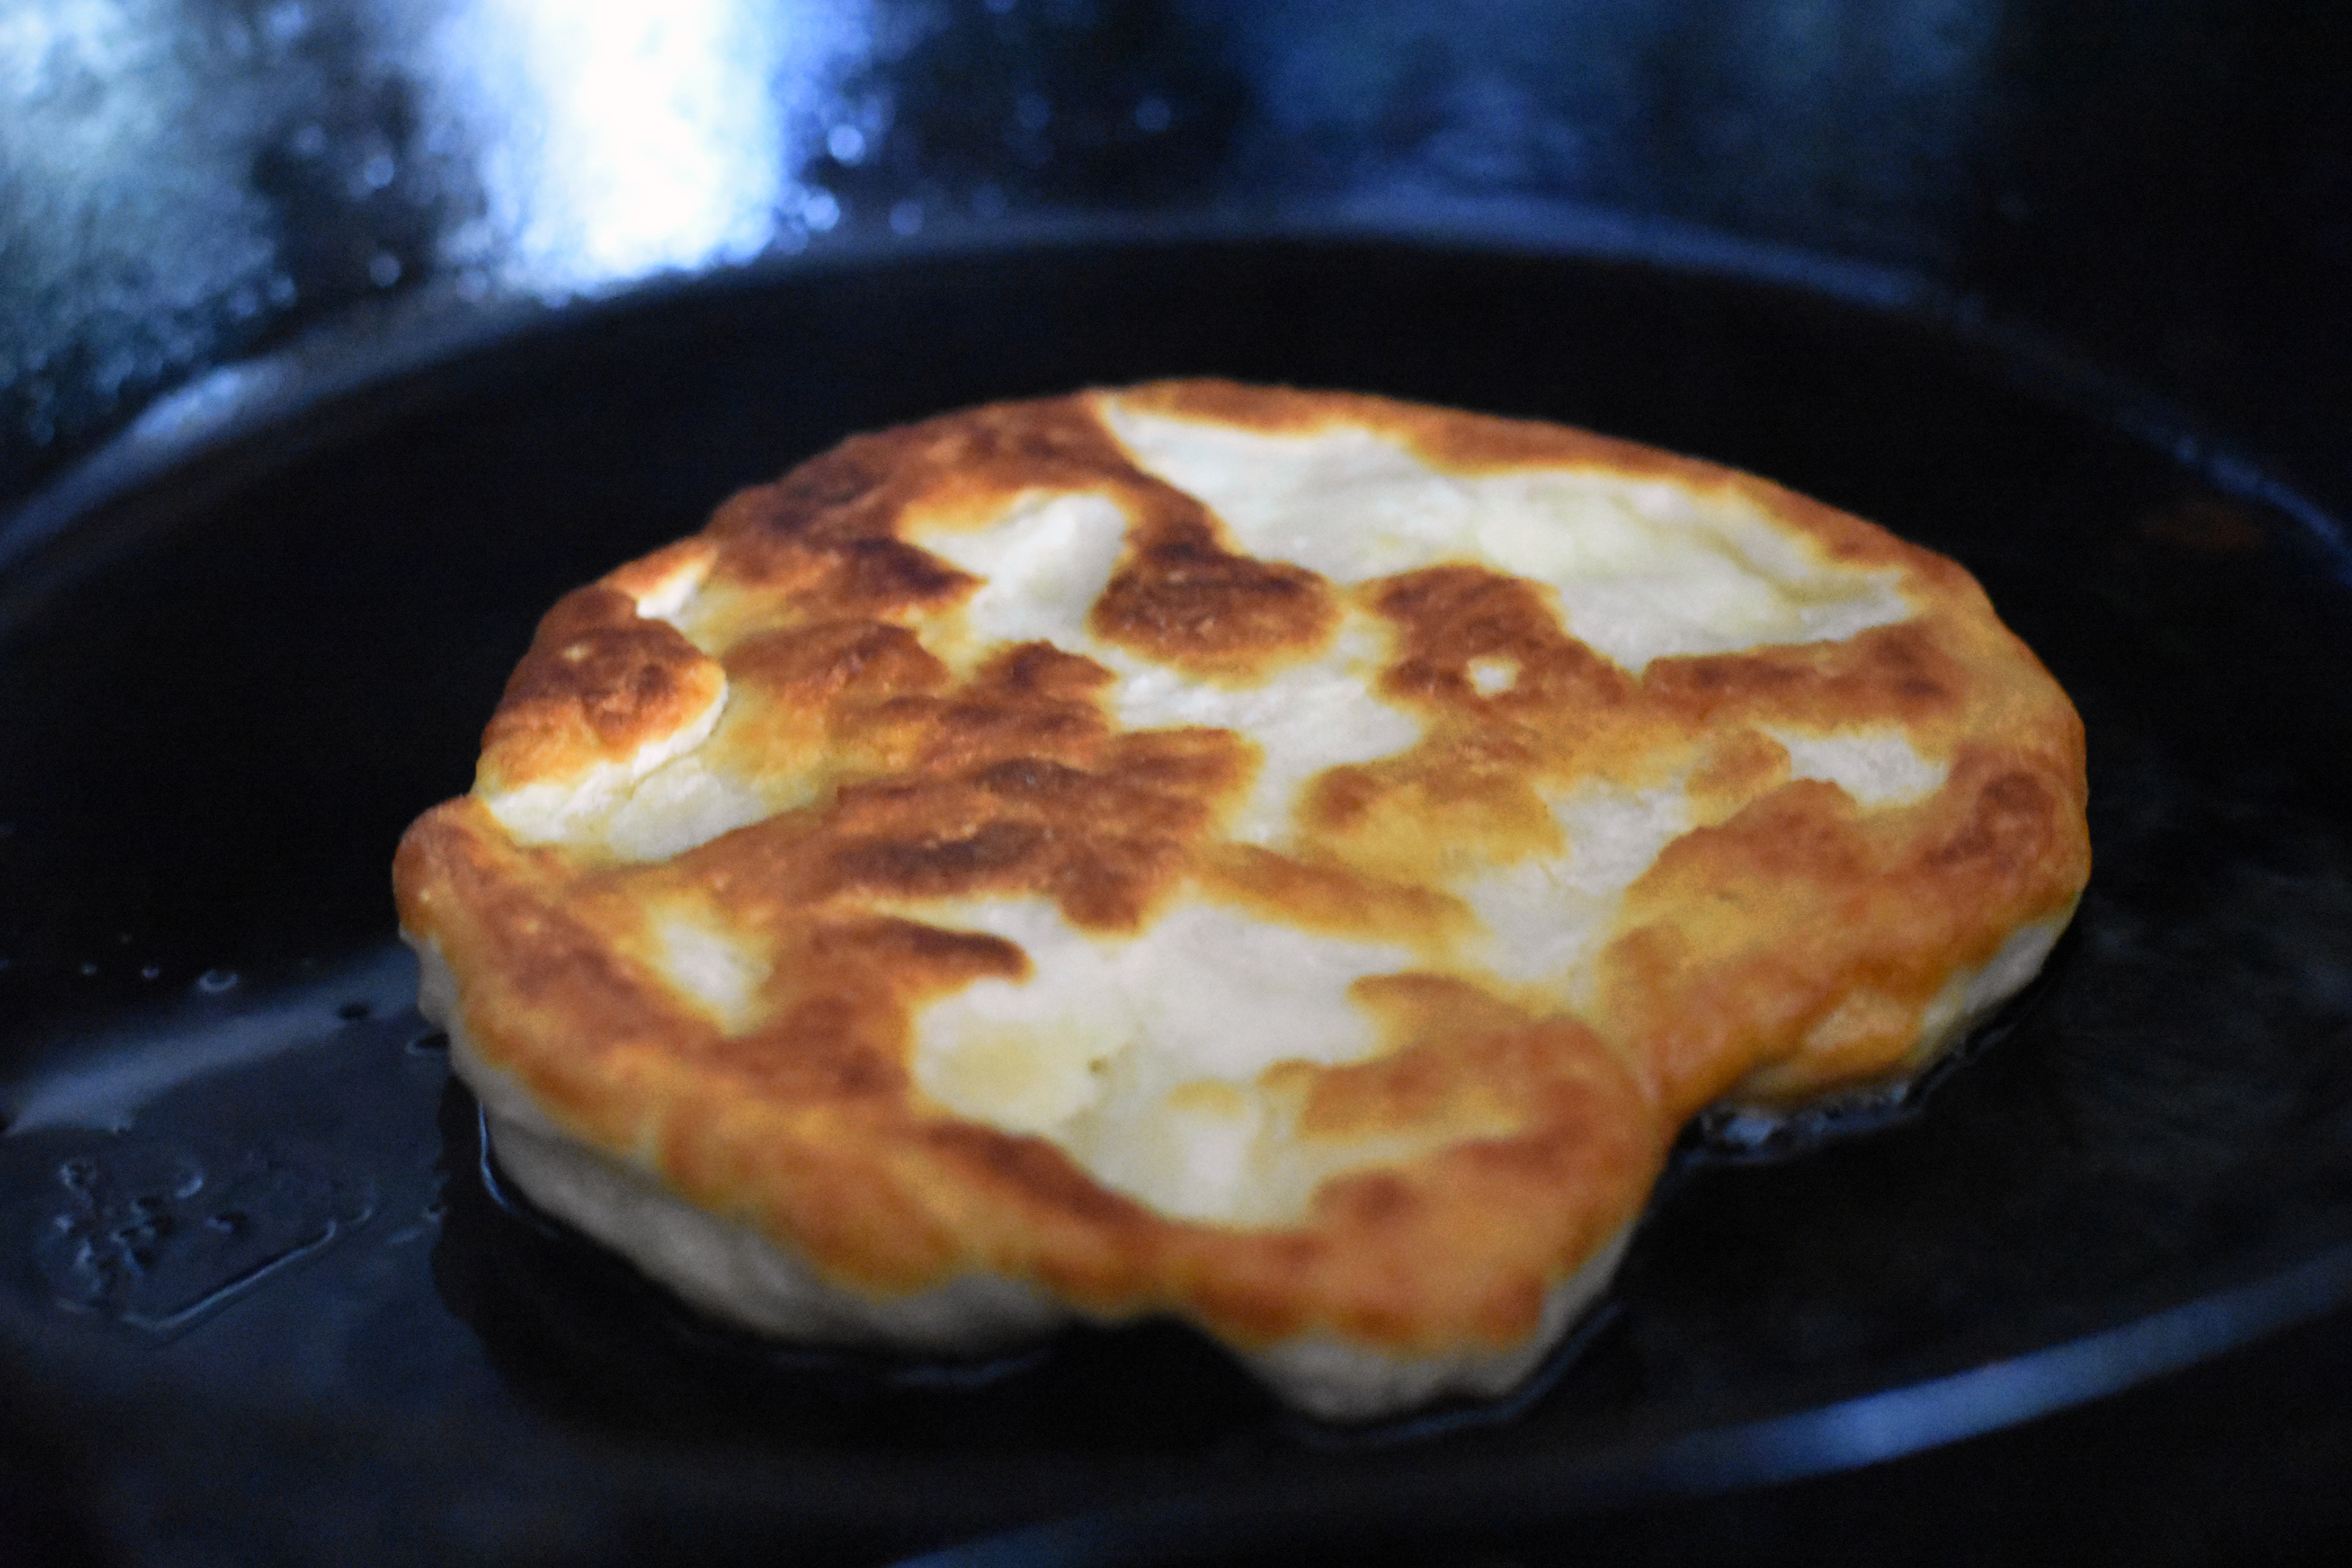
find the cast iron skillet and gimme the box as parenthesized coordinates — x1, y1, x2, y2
(4, 223, 2352, 1566)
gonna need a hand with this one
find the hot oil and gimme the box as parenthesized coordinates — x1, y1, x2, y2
(0, 948, 443, 1374)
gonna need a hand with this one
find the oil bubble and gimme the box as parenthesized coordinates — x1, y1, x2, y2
(196, 969, 239, 994)
(37, 1141, 372, 1332)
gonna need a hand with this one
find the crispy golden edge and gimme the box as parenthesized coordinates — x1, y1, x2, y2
(477, 582, 725, 795)
(395, 381, 2089, 1354)
(396, 798, 1662, 1350)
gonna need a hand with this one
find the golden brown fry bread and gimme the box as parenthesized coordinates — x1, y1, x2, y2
(395, 381, 2089, 1419)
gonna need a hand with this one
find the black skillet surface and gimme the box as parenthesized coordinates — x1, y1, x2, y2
(4, 230, 2352, 1566)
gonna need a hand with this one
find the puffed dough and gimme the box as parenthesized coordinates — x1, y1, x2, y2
(395, 382, 2088, 1419)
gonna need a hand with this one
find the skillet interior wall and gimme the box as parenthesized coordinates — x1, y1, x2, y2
(0, 0, 2346, 519)
(4, 7, 2352, 1561)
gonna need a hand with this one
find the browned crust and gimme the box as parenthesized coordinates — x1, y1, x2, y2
(396, 380, 2089, 1354)
(477, 584, 727, 793)
(1116, 379, 1980, 584)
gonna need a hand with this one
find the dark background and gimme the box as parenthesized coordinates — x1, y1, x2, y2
(4, 0, 2348, 520)
(4, 4, 2350, 1565)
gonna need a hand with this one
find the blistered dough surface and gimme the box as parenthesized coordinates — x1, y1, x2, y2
(395, 381, 2089, 1412)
